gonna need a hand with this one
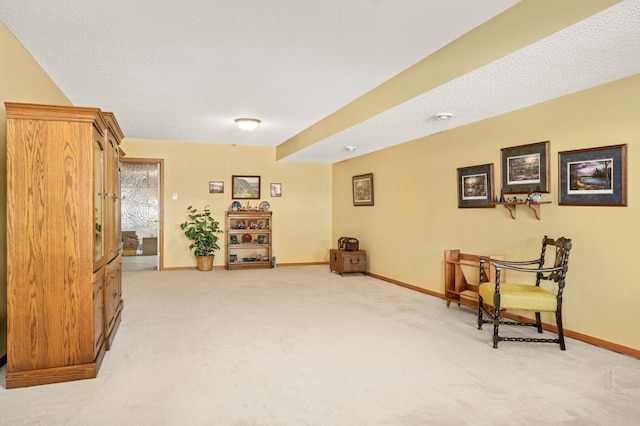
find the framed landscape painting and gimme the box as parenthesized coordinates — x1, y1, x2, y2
(457, 163, 495, 208)
(209, 181, 224, 194)
(558, 144, 627, 206)
(501, 141, 550, 194)
(232, 175, 261, 199)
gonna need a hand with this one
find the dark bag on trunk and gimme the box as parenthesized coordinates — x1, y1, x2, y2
(338, 237, 359, 251)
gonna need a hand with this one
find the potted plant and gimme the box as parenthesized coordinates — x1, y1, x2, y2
(180, 205, 224, 271)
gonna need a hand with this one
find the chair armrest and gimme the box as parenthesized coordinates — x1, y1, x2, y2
(485, 257, 541, 266)
(491, 262, 565, 274)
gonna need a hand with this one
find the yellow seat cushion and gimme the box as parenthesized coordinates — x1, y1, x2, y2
(478, 282, 557, 312)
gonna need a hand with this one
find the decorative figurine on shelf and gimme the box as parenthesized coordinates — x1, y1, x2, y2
(526, 184, 542, 204)
(499, 188, 505, 203)
(527, 192, 542, 203)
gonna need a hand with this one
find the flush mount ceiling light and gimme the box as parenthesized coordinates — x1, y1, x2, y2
(234, 118, 261, 131)
(345, 145, 357, 152)
(434, 112, 453, 120)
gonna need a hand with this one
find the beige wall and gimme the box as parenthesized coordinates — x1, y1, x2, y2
(333, 74, 640, 352)
(0, 21, 72, 359)
(120, 139, 332, 268)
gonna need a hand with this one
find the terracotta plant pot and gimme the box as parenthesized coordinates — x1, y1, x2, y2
(196, 255, 214, 271)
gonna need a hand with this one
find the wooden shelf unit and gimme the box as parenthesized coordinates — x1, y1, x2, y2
(226, 211, 273, 270)
(444, 250, 504, 308)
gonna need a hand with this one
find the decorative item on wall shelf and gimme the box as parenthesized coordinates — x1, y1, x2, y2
(209, 181, 224, 194)
(501, 141, 550, 194)
(180, 205, 224, 271)
(558, 144, 627, 206)
(457, 163, 495, 208)
(231, 201, 242, 211)
(259, 201, 270, 211)
(352, 173, 374, 206)
(270, 183, 282, 197)
(232, 175, 260, 199)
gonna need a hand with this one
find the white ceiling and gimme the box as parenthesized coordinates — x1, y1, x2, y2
(1, 1, 639, 163)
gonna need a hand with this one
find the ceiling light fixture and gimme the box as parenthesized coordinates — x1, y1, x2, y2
(234, 118, 261, 131)
(434, 112, 453, 120)
(345, 145, 357, 152)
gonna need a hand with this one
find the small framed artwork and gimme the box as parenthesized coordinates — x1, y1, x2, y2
(229, 254, 238, 263)
(230, 235, 238, 245)
(501, 141, 550, 194)
(209, 181, 224, 194)
(457, 163, 495, 208)
(257, 234, 267, 244)
(558, 144, 627, 206)
(352, 173, 374, 206)
(270, 183, 282, 197)
(232, 175, 260, 199)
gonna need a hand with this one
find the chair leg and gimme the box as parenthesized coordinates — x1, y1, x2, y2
(556, 309, 566, 350)
(492, 301, 500, 349)
(535, 312, 543, 333)
(492, 308, 500, 348)
(477, 296, 484, 330)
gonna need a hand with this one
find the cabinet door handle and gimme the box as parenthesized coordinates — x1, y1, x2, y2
(350, 258, 359, 264)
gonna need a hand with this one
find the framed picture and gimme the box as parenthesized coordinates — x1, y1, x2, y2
(229, 254, 238, 263)
(457, 163, 495, 208)
(501, 141, 550, 194)
(352, 173, 374, 206)
(257, 234, 267, 244)
(558, 144, 627, 206)
(232, 175, 260, 199)
(209, 181, 224, 194)
(270, 183, 282, 197)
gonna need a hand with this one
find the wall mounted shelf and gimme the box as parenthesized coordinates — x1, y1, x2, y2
(493, 201, 551, 220)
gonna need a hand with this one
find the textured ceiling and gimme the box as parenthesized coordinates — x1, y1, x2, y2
(1, 1, 639, 163)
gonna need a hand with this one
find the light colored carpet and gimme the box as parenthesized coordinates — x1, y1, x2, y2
(1, 265, 639, 425)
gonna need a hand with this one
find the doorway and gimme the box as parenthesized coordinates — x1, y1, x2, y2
(121, 158, 164, 271)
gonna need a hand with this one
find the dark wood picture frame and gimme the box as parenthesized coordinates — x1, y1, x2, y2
(501, 141, 550, 194)
(352, 173, 374, 206)
(558, 144, 627, 206)
(232, 175, 260, 199)
(457, 163, 495, 208)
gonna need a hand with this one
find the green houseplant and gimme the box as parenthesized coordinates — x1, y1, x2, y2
(180, 205, 224, 271)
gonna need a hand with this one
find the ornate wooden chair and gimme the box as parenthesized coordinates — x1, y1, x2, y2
(477, 236, 573, 350)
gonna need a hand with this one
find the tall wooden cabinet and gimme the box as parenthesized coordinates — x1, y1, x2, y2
(5, 103, 124, 388)
(103, 112, 124, 350)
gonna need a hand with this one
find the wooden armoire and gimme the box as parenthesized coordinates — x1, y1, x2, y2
(5, 103, 124, 388)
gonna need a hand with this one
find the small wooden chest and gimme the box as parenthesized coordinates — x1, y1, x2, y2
(330, 249, 366, 276)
